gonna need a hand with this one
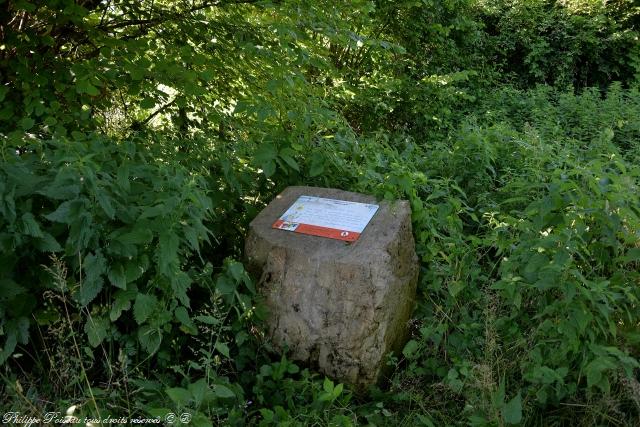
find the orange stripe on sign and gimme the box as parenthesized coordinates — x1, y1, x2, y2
(295, 223, 360, 241)
(272, 219, 361, 241)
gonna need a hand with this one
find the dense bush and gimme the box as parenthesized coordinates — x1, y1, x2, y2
(479, 0, 640, 88)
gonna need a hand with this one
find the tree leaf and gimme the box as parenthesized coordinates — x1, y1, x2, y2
(254, 143, 277, 165)
(262, 160, 276, 177)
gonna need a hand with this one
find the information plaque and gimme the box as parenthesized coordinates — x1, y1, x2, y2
(272, 195, 379, 242)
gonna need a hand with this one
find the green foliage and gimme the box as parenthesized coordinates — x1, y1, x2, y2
(479, 0, 640, 88)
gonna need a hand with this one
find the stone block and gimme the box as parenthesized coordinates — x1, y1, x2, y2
(245, 186, 418, 389)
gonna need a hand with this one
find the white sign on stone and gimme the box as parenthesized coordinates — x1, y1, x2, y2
(272, 195, 379, 242)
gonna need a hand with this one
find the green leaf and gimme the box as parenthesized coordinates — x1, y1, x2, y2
(20, 117, 35, 130)
(262, 160, 276, 177)
(215, 342, 230, 358)
(190, 414, 213, 427)
(254, 143, 278, 165)
(416, 414, 436, 427)
(133, 293, 158, 325)
(194, 315, 220, 325)
(0, 279, 26, 300)
(585, 357, 616, 393)
(138, 325, 162, 353)
(110, 289, 134, 321)
(96, 189, 116, 219)
(108, 263, 127, 289)
(309, 153, 325, 177)
(622, 248, 640, 263)
(503, 394, 522, 425)
(125, 256, 148, 282)
(21, 212, 43, 237)
(35, 233, 63, 252)
(77, 79, 99, 96)
(188, 379, 213, 407)
(157, 231, 179, 275)
(171, 271, 191, 307)
(227, 261, 245, 282)
(44, 201, 73, 224)
(175, 306, 197, 334)
(115, 227, 153, 245)
(448, 280, 465, 297)
(84, 316, 108, 347)
(77, 252, 106, 306)
(0, 333, 18, 365)
(323, 377, 334, 393)
(140, 97, 156, 109)
(333, 383, 343, 398)
(215, 275, 236, 295)
(402, 340, 420, 359)
(279, 148, 299, 171)
(166, 387, 192, 406)
(212, 384, 235, 399)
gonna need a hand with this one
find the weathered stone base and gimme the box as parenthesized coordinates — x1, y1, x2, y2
(245, 186, 418, 389)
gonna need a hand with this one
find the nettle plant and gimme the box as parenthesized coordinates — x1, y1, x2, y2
(0, 134, 215, 362)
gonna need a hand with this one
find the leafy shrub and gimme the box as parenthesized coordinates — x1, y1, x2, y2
(480, 0, 640, 88)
